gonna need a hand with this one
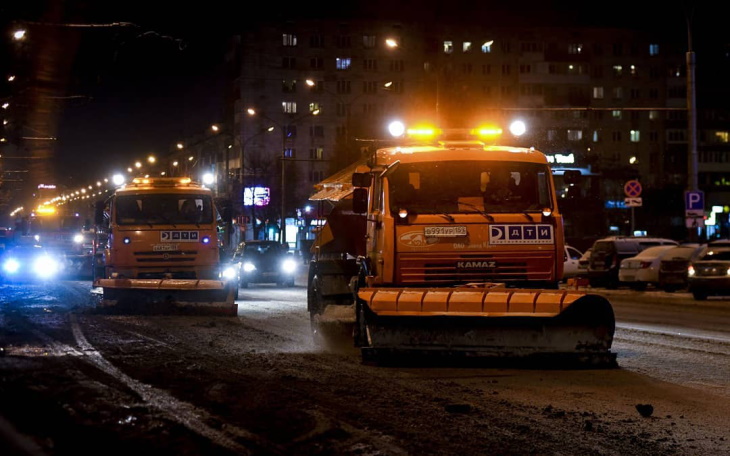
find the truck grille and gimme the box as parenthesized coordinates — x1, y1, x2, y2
(397, 251, 554, 285)
(133, 250, 198, 263)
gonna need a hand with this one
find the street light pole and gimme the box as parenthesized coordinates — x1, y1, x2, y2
(686, 12, 699, 241)
(246, 108, 320, 247)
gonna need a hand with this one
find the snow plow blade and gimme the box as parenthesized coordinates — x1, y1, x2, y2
(94, 278, 238, 316)
(356, 285, 616, 367)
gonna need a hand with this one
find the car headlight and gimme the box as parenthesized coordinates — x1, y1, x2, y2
(73, 234, 84, 244)
(33, 255, 59, 278)
(3, 258, 20, 274)
(281, 258, 297, 274)
(221, 266, 237, 280)
(243, 262, 256, 273)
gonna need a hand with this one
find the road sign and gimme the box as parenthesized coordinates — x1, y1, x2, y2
(685, 190, 704, 216)
(624, 180, 642, 197)
(624, 197, 642, 207)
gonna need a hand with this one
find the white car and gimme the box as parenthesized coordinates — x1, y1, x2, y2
(618, 245, 678, 290)
(562, 245, 584, 282)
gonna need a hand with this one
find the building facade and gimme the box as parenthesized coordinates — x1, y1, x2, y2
(217, 16, 730, 249)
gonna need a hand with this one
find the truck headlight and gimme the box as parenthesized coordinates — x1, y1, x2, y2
(221, 266, 237, 280)
(243, 262, 256, 273)
(33, 255, 59, 279)
(281, 258, 297, 274)
(3, 258, 20, 274)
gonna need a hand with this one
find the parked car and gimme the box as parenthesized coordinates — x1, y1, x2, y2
(687, 246, 730, 300)
(577, 248, 591, 275)
(618, 245, 678, 290)
(232, 240, 298, 287)
(657, 244, 705, 292)
(0, 244, 62, 283)
(587, 236, 678, 289)
(562, 245, 584, 282)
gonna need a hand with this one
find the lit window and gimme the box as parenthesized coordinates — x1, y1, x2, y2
(567, 130, 583, 141)
(481, 40, 493, 53)
(715, 131, 729, 143)
(310, 147, 324, 160)
(630, 130, 640, 142)
(612, 65, 623, 76)
(309, 102, 321, 113)
(463, 41, 472, 52)
(443, 41, 454, 54)
(649, 44, 659, 56)
(336, 58, 352, 70)
(593, 87, 604, 99)
(612, 110, 622, 120)
(282, 34, 297, 46)
(282, 101, 297, 114)
(568, 43, 582, 54)
(283, 148, 294, 158)
(592, 130, 600, 142)
(649, 110, 659, 120)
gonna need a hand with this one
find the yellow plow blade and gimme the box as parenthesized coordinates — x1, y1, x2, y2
(355, 285, 616, 367)
(94, 278, 237, 316)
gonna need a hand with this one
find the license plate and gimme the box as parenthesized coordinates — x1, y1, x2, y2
(153, 244, 178, 251)
(424, 226, 467, 237)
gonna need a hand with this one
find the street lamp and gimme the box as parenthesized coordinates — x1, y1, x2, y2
(246, 107, 320, 246)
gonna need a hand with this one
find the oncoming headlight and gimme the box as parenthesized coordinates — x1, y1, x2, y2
(281, 258, 297, 274)
(243, 262, 256, 273)
(33, 255, 59, 279)
(3, 258, 20, 274)
(73, 234, 84, 244)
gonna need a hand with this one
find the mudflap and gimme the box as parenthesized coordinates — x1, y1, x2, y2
(95, 279, 238, 316)
(357, 291, 617, 369)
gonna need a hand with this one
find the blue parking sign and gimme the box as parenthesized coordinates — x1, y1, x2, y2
(685, 190, 704, 215)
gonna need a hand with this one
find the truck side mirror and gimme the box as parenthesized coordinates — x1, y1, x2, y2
(94, 200, 106, 225)
(352, 188, 368, 214)
(352, 172, 372, 188)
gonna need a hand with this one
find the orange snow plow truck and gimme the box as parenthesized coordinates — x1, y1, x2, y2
(307, 127, 616, 366)
(92, 177, 237, 315)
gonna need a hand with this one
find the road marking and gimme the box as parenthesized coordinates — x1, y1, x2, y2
(67, 314, 283, 455)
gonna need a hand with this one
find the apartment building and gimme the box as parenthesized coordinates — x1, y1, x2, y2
(220, 15, 729, 246)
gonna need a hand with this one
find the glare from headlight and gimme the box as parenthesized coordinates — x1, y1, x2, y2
(243, 262, 256, 272)
(3, 258, 20, 274)
(221, 266, 237, 280)
(281, 258, 297, 274)
(33, 255, 59, 278)
(73, 234, 84, 244)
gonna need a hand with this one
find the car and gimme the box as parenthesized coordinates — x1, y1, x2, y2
(587, 236, 678, 289)
(657, 244, 705, 292)
(618, 245, 678, 290)
(577, 248, 592, 275)
(687, 246, 730, 300)
(562, 245, 584, 282)
(232, 240, 298, 287)
(0, 244, 63, 283)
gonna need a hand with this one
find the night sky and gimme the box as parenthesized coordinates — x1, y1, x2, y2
(1, 0, 723, 194)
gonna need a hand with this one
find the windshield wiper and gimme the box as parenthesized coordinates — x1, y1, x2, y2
(455, 200, 494, 222)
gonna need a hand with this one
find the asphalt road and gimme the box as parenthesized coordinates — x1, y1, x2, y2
(1, 277, 730, 455)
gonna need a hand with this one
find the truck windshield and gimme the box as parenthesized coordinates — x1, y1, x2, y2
(115, 194, 214, 225)
(388, 161, 553, 214)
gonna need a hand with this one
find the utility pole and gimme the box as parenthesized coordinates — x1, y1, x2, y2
(687, 14, 700, 242)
